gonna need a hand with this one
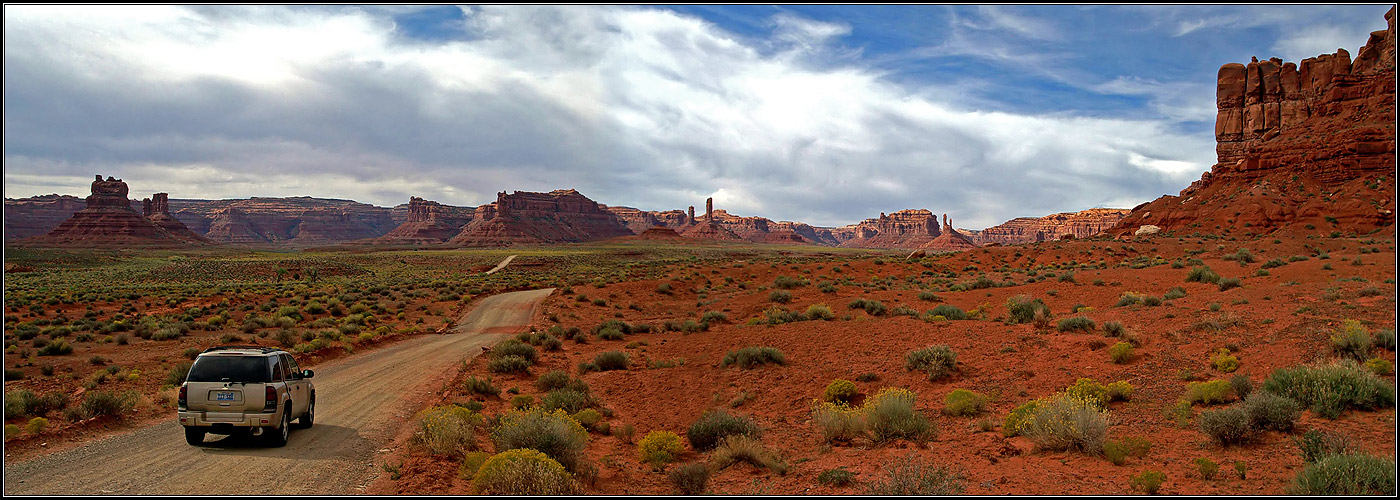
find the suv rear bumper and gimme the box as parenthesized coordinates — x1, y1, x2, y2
(179, 408, 284, 429)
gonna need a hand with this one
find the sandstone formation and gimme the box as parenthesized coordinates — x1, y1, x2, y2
(448, 190, 632, 246)
(619, 225, 687, 241)
(373, 197, 475, 244)
(142, 193, 209, 244)
(836, 209, 943, 249)
(971, 208, 1130, 245)
(680, 221, 744, 241)
(1111, 7, 1396, 237)
(23, 175, 199, 246)
(920, 214, 978, 252)
(3, 194, 85, 240)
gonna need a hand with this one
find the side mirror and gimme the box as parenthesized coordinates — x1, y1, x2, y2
(302, 370, 314, 379)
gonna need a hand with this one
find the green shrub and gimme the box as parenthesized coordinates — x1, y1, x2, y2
(488, 355, 531, 374)
(772, 275, 803, 289)
(1064, 378, 1110, 409)
(593, 351, 630, 371)
(26, 416, 47, 434)
(905, 345, 957, 381)
(817, 467, 856, 486)
(823, 379, 858, 405)
(1261, 360, 1396, 419)
(1020, 393, 1109, 454)
(638, 430, 686, 466)
(490, 408, 589, 473)
(473, 448, 577, 495)
(928, 304, 967, 320)
(535, 371, 573, 392)
(1184, 380, 1233, 405)
(1116, 292, 1145, 307)
(942, 389, 988, 416)
(3, 390, 67, 420)
(1293, 429, 1361, 463)
(710, 434, 787, 475)
(510, 395, 534, 409)
(1198, 406, 1258, 446)
(670, 462, 710, 495)
(803, 304, 835, 321)
(1229, 373, 1253, 399)
(597, 327, 625, 341)
(414, 405, 483, 457)
(541, 389, 596, 414)
(72, 390, 136, 420)
(572, 408, 603, 430)
(1195, 457, 1219, 479)
(1005, 295, 1050, 324)
(768, 290, 792, 304)
(864, 387, 933, 444)
(1057, 316, 1096, 332)
(1163, 287, 1188, 300)
(686, 410, 761, 451)
(465, 376, 501, 396)
(848, 298, 888, 316)
(493, 340, 538, 364)
(1374, 329, 1396, 351)
(1241, 390, 1301, 431)
(1286, 453, 1397, 495)
(1217, 278, 1242, 291)
(863, 454, 964, 495)
(1186, 266, 1221, 284)
(166, 362, 192, 386)
(721, 347, 785, 369)
(37, 339, 73, 356)
(1102, 436, 1150, 466)
(1108, 342, 1133, 364)
(1130, 470, 1165, 494)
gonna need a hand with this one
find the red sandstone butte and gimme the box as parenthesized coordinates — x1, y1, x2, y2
(836, 209, 943, 249)
(448, 189, 633, 247)
(1111, 7, 1396, 237)
(22, 175, 202, 246)
(920, 214, 979, 252)
(373, 196, 475, 244)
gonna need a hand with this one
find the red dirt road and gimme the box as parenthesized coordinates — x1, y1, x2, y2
(1, 288, 552, 495)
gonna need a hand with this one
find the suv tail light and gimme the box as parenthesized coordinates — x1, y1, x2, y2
(264, 386, 277, 411)
(178, 385, 187, 410)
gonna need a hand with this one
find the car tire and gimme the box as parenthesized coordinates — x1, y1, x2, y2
(266, 406, 290, 447)
(184, 427, 206, 446)
(297, 397, 314, 428)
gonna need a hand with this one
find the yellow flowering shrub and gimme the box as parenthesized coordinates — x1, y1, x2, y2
(637, 430, 686, 466)
(474, 448, 576, 495)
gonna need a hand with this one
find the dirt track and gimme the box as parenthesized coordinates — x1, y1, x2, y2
(2, 288, 553, 495)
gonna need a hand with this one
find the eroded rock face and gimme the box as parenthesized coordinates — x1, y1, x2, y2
(837, 209, 942, 249)
(972, 208, 1130, 245)
(1112, 7, 1396, 237)
(179, 197, 403, 245)
(25, 175, 200, 246)
(144, 193, 209, 244)
(3, 195, 85, 240)
(680, 221, 744, 241)
(920, 214, 978, 252)
(448, 189, 632, 246)
(375, 197, 474, 244)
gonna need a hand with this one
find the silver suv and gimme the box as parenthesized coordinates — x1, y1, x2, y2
(177, 346, 315, 446)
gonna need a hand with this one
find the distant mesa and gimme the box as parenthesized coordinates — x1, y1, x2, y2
(836, 209, 942, 249)
(372, 196, 475, 245)
(1110, 6, 1396, 237)
(972, 208, 1130, 245)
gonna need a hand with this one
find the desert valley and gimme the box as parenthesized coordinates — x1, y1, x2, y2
(3, 5, 1396, 497)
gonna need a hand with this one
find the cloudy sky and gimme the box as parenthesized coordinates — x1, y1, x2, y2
(3, 5, 1391, 228)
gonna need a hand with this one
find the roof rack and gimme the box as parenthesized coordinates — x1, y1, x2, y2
(200, 345, 282, 354)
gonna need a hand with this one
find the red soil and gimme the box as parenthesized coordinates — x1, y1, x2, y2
(373, 233, 1397, 495)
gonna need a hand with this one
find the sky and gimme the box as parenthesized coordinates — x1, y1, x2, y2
(3, 5, 1392, 229)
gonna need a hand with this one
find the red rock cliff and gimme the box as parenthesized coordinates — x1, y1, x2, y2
(837, 209, 943, 249)
(974, 208, 1130, 245)
(1112, 7, 1396, 237)
(448, 189, 633, 246)
(373, 197, 474, 244)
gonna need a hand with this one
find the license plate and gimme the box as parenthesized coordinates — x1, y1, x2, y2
(215, 391, 236, 401)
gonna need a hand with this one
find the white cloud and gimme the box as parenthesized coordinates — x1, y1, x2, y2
(3, 5, 1216, 229)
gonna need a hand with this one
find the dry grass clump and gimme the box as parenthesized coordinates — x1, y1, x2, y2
(414, 405, 483, 457)
(473, 448, 578, 495)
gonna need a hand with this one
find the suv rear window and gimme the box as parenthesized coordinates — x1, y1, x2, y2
(187, 356, 272, 383)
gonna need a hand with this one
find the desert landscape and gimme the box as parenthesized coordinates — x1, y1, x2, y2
(3, 4, 1396, 497)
